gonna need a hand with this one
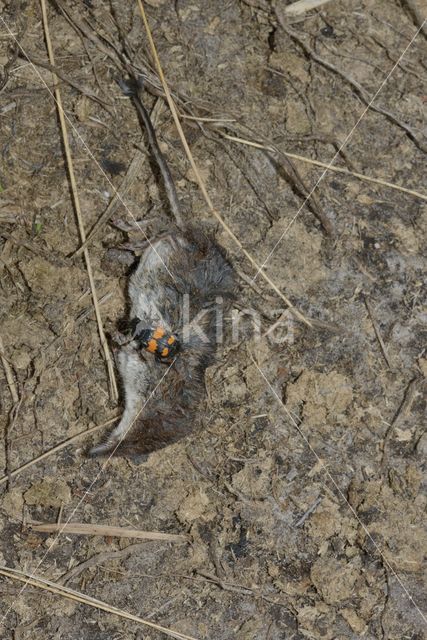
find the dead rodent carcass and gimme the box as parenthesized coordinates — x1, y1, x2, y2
(89, 82, 235, 458)
(90, 232, 234, 458)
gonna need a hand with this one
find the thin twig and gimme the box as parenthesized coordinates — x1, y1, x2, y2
(194, 569, 298, 614)
(276, 14, 427, 153)
(219, 132, 427, 202)
(58, 542, 149, 585)
(21, 53, 112, 110)
(0, 415, 118, 487)
(364, 297, 393, 370)
(0, 566, 200, 640)
(195, 570, 253, 596)
(294, 496, 322, 527)
(39, 0, 118, 402)
(28, 521, 189, 543)
(0, 231, 47, 256)
(381, 377, 422, 468)
(228, 110, 334, 231)
(136, 0, 312, 327)
(206, 122, 333, 233)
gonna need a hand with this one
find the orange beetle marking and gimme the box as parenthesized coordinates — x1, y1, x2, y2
(147, 339, 158, 353)
(132, 323, 181, 360)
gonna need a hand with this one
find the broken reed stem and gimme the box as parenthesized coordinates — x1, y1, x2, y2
(39, 0, 118, 402)
(0, 336, 18, 403)
(28, 521, 189, 542)
(221, 133, 427, 202)
(364, 296, 393, 370)
(0, 566, 200, 640)
(0, 415, 118, 487)
(284, 0, 335, 15)
(136, 0, 312, 328)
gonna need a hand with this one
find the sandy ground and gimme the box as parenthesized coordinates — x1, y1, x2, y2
(0, 1, 426, 638)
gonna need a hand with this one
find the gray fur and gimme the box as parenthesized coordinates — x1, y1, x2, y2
(89, 231, 234, 457)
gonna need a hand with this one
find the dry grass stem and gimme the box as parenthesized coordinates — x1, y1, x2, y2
(58, 543, 152, 585)
(0, 415, 118, 487)
(28, 521, 189, 542)
(137, 0, 312, 328)
(39, 0, 118, 402)
(221, 133, 427, 202)
(0, 566, 200, 640)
